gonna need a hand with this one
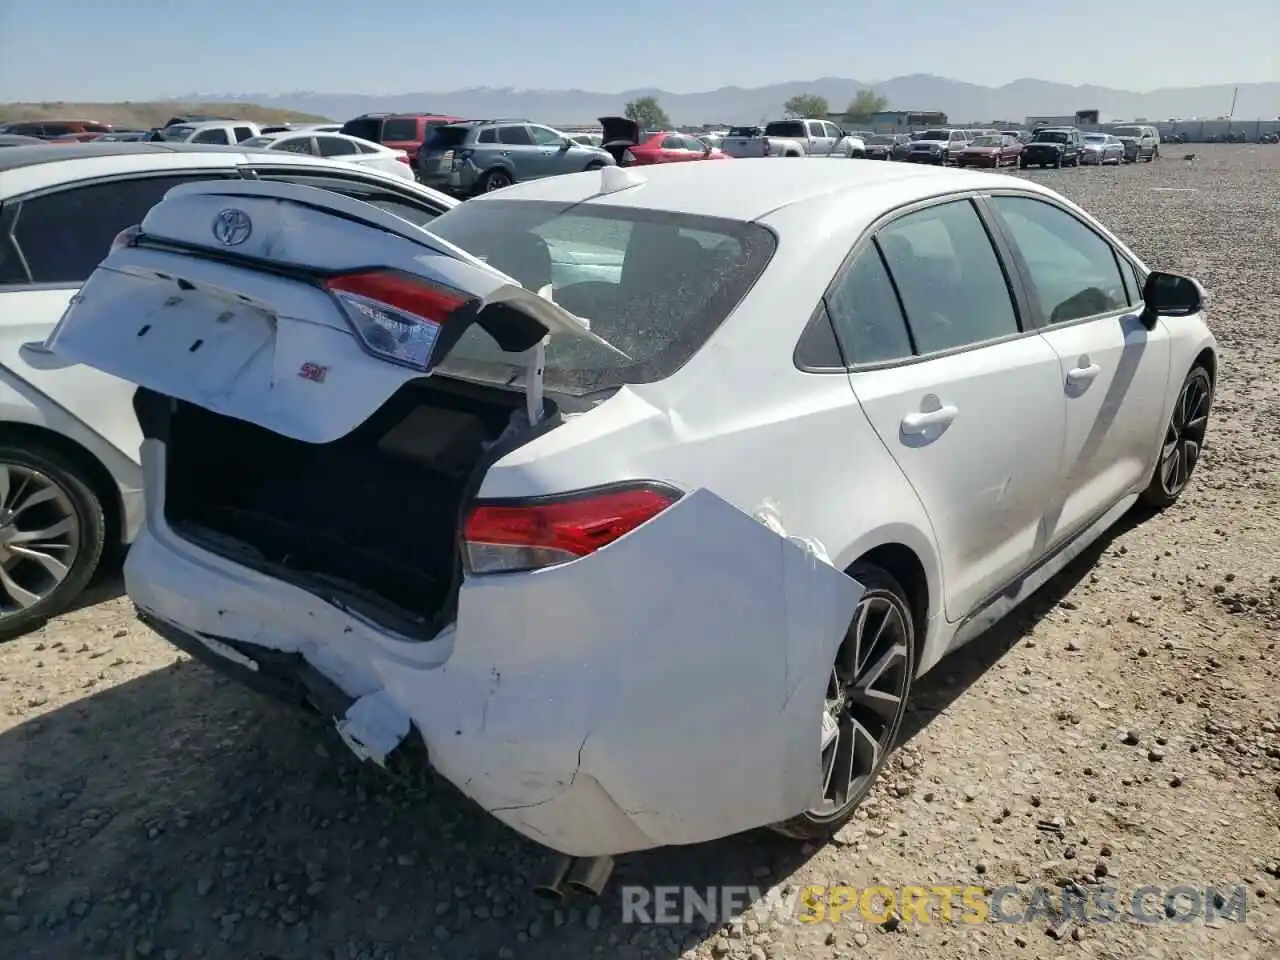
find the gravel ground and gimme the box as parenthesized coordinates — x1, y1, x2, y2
(1, 143, 1278, 960)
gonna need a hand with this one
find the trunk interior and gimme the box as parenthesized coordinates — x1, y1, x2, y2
(160, 377, 534, 635)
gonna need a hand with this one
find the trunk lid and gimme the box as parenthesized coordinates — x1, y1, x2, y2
(598, 116, 640, 146)
(46, 179, 624, 445)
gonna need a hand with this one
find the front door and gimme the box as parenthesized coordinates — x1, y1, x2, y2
(838, 198, 1067, 621)
(984, 194, 1171, 545)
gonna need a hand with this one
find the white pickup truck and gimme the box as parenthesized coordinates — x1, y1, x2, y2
(719, 119, 864, 158)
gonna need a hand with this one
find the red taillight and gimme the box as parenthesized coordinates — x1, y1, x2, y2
(324, 270, 474, 371)
(462, 483, 683, 574)
(396, 154, 410, 164)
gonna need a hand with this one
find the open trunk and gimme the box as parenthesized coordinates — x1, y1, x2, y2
(46, 177, 617, 636)
(148, 376, 540, 637)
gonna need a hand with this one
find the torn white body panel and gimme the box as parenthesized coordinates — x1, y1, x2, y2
(127, 437, 862, 856)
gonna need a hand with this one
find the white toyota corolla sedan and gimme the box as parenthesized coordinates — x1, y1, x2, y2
(48, 159, 1216, 874)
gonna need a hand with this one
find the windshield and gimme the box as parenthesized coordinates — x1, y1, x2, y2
(969, 136, 1001, 147)
(1084, 134, 1108, 143)
(1110, 126, 1143, 137)
(162, 125, 196, 141)
(764, 120, 806, 138)
(916, 129, 949, 141)
(1035, 131, 1070, 143)
(423, 199, 777, 396)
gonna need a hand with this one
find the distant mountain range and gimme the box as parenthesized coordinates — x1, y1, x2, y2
(170, 75, 1280, 125)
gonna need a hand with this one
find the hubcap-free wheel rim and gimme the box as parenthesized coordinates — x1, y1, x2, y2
(808, 593, 911, 819)
(1160, 373, 1211, 497)
(486, 173, 511, 191)
(0, 463, 81, 615)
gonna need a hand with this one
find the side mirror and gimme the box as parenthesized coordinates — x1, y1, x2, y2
(561, 138, 574, 150)
(1140, 271, 1203, 328)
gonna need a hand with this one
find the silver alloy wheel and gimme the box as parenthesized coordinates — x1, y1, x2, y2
(807, 592, 912, 818)
(485, 172, 512, 191)
(0, 463, 81, 615)
(1160, 371, 1211, 498)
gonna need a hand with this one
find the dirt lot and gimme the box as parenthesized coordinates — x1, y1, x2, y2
(1, 143, 1277, 960)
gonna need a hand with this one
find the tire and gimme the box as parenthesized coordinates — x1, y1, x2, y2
(770, 562, 917, 840)
(1140, 365, 1213, 510)
(477, 169, 513, 193)
(0, 441, 107, 639)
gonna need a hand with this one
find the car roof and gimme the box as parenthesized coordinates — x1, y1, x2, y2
(465, 157, 1046, 222)
(0, 142, 433, 198)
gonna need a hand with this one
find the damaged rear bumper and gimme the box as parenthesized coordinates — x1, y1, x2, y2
(127, 440, 863, 858)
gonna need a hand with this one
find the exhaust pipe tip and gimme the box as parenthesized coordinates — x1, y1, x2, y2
(565, 855, 614, 898)
(533, 855, 573, 900)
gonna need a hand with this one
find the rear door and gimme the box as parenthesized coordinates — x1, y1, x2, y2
(983, 193, 1170, 545)
(494, 124, 539, 178)
(806, 120, 833, 155)
(4, 170, 237, 461)
(840, 197, 1066, 621)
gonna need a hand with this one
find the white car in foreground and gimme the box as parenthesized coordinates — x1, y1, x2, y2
(0, 142, 456, 635)
(48, 160, 1216, 878)
(238, 131, 416, 180)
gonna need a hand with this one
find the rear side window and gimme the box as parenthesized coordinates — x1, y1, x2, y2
(340, 118, 382, 142)
(477, 128, 497, 144)
(425, 125, 470, 148)
(826, 246, 914, 364)
(8, 175, 230, 286)
(988, 196, 1126, 323)
(424, 198, 777, 395)
(380, 118, 420, 142)
(876, 199, 1020, 354)
(232, 126, 254, 142)
(316, 136, 356, 156)
(764, 120, 805, 138)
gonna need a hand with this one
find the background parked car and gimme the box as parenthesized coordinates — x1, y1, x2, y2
(159, 120, 261, 145)
(239, 131, 415, 179)
(595, 118, 729, 166)
(338, 113, 461, 167)
(93, 130, 150, 142)
(0, 141, 458, 636)
(1081, 133, 1125, 165)
(906, 128, 970, 164)
(0, 134, 49, 147)
(417, 119, 615, 195)
(1109, 124, 1161, 162)
(719, 118, 854, 158)
(955, 133, 1023, 168)
(0, 120, 112, 141)
(864, 134, 911, 160)
(1020, 128, 1084, 168)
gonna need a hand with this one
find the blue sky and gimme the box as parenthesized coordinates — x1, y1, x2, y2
(1, 0, 1275, 101)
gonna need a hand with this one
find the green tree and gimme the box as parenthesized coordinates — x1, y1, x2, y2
(844, 90, 890, 124)
(783, 93, 829, 119)
(624, 96, 671, 131)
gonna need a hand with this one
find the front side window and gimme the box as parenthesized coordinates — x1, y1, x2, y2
(191, 128, 230, 145)
(988, 195, 1127, 323)
(528, 125, 564, 146)
(876, 199, 1020, 354)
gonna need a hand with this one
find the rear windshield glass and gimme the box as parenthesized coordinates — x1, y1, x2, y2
(162, 125, 195, 140)
(727, 126, 761, 137)
(1035, 131, 1070, 143)
(1110, 126, 1143, 137)
(340, 118, 381, 141)
(380, 118, 420, 141)
(868, 136, 895, 144)
(239, 136, 273, 147)
(764, 120, 805, 138)
(916, 130, 949, 140)
(423, 125, 470, 149)
(424, 199, 778, 396)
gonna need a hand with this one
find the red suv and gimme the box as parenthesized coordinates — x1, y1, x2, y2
(0, 119, 112, 141)
(338, 113, 461, 163)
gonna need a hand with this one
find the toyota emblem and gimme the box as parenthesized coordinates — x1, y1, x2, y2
(211, 208, 252, 246)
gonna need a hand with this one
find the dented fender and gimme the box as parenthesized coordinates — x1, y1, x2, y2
(375, 488, 863, 854)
